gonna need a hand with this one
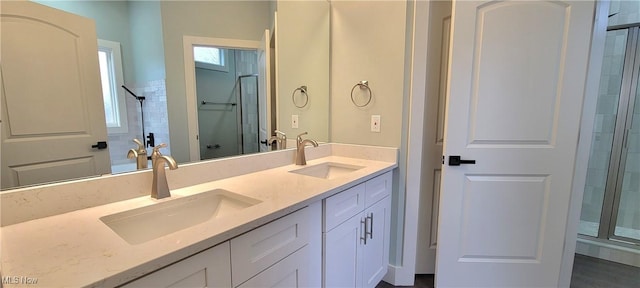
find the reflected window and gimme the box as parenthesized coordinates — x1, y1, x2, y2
(98, 39, 127, 134)
(194, 46, 228, 72)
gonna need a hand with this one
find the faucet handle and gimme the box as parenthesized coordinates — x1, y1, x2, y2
(296, 132, 308, 142)
(273, 130, 287, 139)
(132, 139, 145, 151)
(151, 143, 167, 159)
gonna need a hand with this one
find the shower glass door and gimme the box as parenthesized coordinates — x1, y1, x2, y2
(613, 68, 640, 242)
(238, 75, 260, 155)
(579, 25, 640, 245)
(579, 29, 629, 237)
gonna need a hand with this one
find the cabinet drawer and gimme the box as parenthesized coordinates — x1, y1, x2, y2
(120, 242, 231, 288)
(324, 183, 365, 232)
(237, 245, 310, 288)
(230, 207, 310, 287)
(364, 172, 392, 207)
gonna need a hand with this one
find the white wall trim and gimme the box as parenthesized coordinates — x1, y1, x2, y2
(98, 39, 128, 135)
(576, 237, 640, 268)
(559, 1, 609, 286)
(384, 0, 429, 285)
(182, 36, 261, 162)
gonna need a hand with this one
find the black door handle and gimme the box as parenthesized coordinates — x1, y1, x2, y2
(448, 155, 475, 166)
(92, 141, 108, 150)
(260, 139, 269, 146)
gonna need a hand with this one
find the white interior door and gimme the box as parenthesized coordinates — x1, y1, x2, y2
(258, 29, 272, 152)
(416, 0, 451, 274)
(1, 1, 111, 189)
(436, 1, 595, 286)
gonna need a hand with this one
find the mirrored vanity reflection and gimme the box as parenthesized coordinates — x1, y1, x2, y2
(0, 0, 330, 190)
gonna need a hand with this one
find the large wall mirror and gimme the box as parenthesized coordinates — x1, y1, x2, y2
(0, 0, 330, 190)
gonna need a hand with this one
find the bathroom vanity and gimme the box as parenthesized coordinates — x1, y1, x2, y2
(0, 144, 396, 287)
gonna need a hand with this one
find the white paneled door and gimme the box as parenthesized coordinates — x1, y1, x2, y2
(436, 1, 595, 287)
(1, 1, 111, 189)
(416, 0, 451, 274)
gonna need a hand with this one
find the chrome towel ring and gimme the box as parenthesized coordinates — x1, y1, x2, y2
(351, 80, 372, 107)
(292, 85, 309, 108)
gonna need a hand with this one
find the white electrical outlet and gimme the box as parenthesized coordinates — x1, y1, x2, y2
(371, 115, 381, 132)
(292, 115, 299, 128)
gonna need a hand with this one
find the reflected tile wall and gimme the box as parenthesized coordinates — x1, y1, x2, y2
(107, 79, 170, 167)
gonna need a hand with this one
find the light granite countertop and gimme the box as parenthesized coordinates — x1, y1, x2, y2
(1, 154, 396, 287)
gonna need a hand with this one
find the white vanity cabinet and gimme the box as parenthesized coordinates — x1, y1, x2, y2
(116, 172, 393, 288)
(120, 203, 321, 288)
(323, 172, 392, 288)
(120, 242, 232, 288)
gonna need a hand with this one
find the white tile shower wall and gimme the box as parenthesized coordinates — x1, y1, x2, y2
(140, 79, 171, 155)
(107, 79, 170, 167)
(609, 0, 640, 27)
(107, 87, 143, 166)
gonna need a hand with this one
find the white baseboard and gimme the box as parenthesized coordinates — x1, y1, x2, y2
(576, 237, 640, 268)
(382, 264, 415, 286)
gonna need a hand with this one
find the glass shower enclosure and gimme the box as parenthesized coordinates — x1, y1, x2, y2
(579, 24, 640, 244)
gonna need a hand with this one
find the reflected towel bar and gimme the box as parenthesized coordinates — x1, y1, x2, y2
(201, 101, 237, 106)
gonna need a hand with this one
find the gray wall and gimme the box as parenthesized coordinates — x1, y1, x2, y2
(128, 1, 166, 83)
(276, 0, 330, 142)
(330, 0, 408, 266)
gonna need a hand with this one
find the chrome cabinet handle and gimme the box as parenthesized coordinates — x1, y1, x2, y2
(360, 218, 368, 245)
(364, 213, 374, 240)
(367, 213, 374, 240)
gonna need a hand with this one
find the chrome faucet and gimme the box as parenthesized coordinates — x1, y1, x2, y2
(150, 144, 178, 199)
(150, 143, 166, 166)
(295, 132, 318, 165)
(267, 130, 287, 150)
(275, 130, 287, 149)
(126, 139, 148, 170)
(267, 136, 279, 149)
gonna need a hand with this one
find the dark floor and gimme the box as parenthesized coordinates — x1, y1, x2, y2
(570, 254, 640, 288)
(376, 274, 434, 288)
(375, 254, 640, 288)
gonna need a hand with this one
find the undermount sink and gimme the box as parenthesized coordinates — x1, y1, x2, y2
(289, 162, 365, 179)
(100, 189, 261, 245)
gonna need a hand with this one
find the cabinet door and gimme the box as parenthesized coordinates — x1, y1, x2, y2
(362, 197, 391, 288)
(121, 242, 231, 288)
(324, 213, 364, 288)
(237, 246, 310, 288)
